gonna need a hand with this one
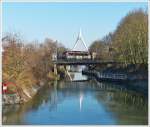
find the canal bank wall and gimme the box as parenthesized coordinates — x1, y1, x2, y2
(82, 70, 148, 95)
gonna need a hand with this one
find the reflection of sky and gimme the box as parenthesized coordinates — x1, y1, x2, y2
(4, 80, 148, 125)
(23, 76, 117, 124)
(24, 93, 117, 125)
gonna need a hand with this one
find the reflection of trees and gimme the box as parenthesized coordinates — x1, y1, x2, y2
(2, 104, 23, 124)
(3, 81, 87, 124)
(2, 84, 51, 124)
(94, 82, 148, 124)
(3, 80, 148, 125)
(95, 82, 148, 108)
(48, 81, 102, 111)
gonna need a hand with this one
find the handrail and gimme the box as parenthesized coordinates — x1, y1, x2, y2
(82, 70, 127, 80)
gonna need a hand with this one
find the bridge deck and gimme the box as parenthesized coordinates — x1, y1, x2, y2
(53, 59, 118, 65)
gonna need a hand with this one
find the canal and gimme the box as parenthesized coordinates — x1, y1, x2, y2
(2, 72, 148, 125)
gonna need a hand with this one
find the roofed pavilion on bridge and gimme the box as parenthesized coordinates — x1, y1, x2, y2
(63, 29, 96, 60)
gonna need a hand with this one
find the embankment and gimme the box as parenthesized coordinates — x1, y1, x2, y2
(82, 68, 148, 95)
(2, 81, 45, 105)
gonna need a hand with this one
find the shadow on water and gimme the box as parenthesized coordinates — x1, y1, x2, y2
(2, 79, 148, 125)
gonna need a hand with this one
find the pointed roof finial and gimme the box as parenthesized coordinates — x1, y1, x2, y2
(72, 28, 89, 52)
(79, 27, 82, 37)
(77, 27, 82, 40)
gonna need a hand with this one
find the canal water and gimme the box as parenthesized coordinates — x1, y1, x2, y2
(2, 72, 148, 125)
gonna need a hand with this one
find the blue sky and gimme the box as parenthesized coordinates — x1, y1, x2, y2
(3, 2, 147, 49)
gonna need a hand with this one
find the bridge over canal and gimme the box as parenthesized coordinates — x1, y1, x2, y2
(52, 29, 120, 81)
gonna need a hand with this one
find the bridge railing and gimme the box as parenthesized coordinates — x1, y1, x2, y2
(53, 58, 116, 64)
(83, 70, 127, 80)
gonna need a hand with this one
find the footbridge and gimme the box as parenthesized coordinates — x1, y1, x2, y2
(52, 29, 119, 81)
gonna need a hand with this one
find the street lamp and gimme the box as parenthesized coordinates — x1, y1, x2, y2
(55, 40, 58, 60)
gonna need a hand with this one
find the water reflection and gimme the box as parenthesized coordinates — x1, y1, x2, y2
(3, 80, 148, 125)
(70, 72, 87, 81)
(79, 92, 83, 112)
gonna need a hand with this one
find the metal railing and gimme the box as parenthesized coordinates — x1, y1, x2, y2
(83, 70, 127, 80)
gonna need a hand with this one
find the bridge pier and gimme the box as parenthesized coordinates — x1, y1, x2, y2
(64, 65, 72, 81)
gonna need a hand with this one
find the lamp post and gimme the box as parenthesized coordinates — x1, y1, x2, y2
(55, 40, 58, 60)
(2, 47, 6, 101)
(53, 40, 58, 76)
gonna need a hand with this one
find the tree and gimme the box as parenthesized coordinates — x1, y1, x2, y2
(112, 9, 148, 64)
(89, 40, 105, 59)
(2, 34, 66, 97)
(2, 34, 36, 98)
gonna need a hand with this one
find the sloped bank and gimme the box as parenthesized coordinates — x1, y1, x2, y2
(2, 71, 64, 105)
(2, 82, 44, 105)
